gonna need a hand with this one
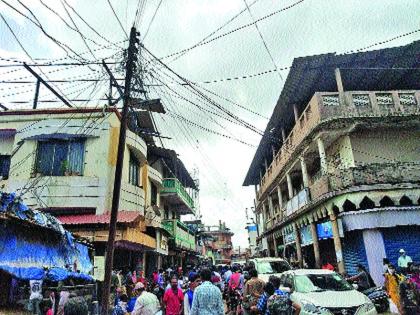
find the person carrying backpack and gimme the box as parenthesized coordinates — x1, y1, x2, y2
(266, 276, 301, 315)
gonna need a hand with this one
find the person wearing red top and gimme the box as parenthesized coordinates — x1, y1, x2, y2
(163, 275, 184, 315)
(322, 262, 335, 271)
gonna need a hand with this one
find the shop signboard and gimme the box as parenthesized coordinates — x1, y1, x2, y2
(93, 256, 105, 281)
(300, 225, 313, 246)
(316, 220, 344, 240)
(284, 230, 296, 245)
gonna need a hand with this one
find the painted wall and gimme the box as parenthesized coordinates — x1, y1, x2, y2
(0, 111, 147, 214)
(350, 130, 420, 165)
(326, 135, 355, 172)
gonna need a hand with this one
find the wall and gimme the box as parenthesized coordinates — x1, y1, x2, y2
(351, 130, 420, 165)
(326, 135, 355, 173)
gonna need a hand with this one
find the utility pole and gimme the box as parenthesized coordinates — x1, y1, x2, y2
(101, 26, 139, 315)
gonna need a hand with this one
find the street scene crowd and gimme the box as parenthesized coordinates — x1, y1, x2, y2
(21, 248, 420, 315)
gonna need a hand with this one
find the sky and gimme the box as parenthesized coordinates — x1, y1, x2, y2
(0, 0, 419, 247)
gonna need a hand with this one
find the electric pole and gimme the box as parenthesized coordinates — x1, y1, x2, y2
(101, 26, 140, 315)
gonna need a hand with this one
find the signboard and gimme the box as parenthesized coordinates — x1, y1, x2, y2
(316, 220, 344, 240)
(299, 225, 313, 246)
(283, 230, 296, 245)
(160, 235, 168, 251)
(93, 256, 105, 281)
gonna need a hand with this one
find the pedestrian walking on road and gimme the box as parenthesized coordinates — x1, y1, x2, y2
(385, 264, 404, 312)
(132, 282, 161, 315)
(163, 275, 184, 315)
(190, 268, 224, 315)
(242, 268, 265, 314)
(184, 272, 201, 315)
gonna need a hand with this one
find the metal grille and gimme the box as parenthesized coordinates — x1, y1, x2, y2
(376, 93, 394, 106)
(352, 94, 370, 107)
(327, 306, 359, 315)
(322, 95, 340, 106)
(399, 93, 417, 106)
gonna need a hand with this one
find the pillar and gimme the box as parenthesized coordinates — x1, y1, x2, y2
(310, 221, 321, 268)
(330, 213, 345, 273)
(300, 157, 310, 188)
(277, 185, 283, 213)
(293, 224, 303, 267)
(272, 145, 276, 158)
(335, 68, 345, 105)
(264, 158, 268, 171)
(262, 203, 267, 232)
(293, 104, 299, 123)
(268, 195, 274, 216)
(142, 252, 147, 272)
(281, 128, 286, 142)
(286, 173, 293, 199)
(273, 235, 279, 257)
(317, 137, 328, 175)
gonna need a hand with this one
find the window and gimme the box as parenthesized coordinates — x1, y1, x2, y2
(35, 139, 84, 176)
(0, 155, 11, 179)
(151, 182, 158, 206)
(128, 152, 140, 186)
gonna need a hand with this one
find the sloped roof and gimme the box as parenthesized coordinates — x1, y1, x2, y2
(244, 40, 420, 186)
(57, 211, 142, 225)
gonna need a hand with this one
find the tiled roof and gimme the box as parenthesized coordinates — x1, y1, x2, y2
(57, 211, 142, 225)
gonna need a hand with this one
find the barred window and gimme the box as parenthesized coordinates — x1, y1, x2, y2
(128, 152, 140, 186)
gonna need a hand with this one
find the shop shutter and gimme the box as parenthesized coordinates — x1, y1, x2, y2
(342, 231, 368, 275)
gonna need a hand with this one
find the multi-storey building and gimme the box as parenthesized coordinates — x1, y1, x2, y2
(200, 221, 234, 264)
(0, 107, 197, 274)
(244, 41, 420, 285)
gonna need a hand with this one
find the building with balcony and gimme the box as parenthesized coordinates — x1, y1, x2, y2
(200, 221, 234, 264)
(0, 107, 167, 273)
(244, 41, 420, 285)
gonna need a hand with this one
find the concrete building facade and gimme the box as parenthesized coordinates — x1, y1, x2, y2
(244, 41, 420, 285)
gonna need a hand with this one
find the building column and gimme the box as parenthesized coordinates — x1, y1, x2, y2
(293, 224, 303, 267)
(330, 212, 345, 273)
(310, 220, 321, 268)
(262, 203, 267, 232)
(317, 137, 328, 175)
(268, 195, 274, 216)
(277, 186, 283, 218)
(281, 128, 286, 142)
(300, 156, 310, 188)
(273, 235, 279, 257)
(286, 173, 293, 199)
(293, 104, 299, 123)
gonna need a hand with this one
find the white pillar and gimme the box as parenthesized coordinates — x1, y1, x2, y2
(277, 186, 283, 210)
(293, 104, 299, 123)
(300, 157, 310, 188)
(286, 173, 293, 199)
(268, 195, 274, 216)
(363, 229, 386, 286)
(317, 137, 328, 175)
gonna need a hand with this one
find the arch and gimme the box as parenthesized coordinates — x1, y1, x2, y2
(379, 196, 395, 207)
(359, 196, 375, 210)
(400, 195, 413, 206)
(332, 205, 340, 215)
(343, 199, 357, 212)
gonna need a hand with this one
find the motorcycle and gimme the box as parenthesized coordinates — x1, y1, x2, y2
(362, 286, 389, 314)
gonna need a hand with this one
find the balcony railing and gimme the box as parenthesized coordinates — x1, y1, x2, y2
(161, 178, 195, 212)
(258, 90, 420, 200)
(285, 188, 310, 217)
(162, 219, 196, 251)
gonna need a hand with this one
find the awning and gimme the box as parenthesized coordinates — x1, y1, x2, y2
(57, 211, 142, 226)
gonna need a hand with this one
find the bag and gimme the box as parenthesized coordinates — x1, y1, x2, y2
(267, 293, 293, 315)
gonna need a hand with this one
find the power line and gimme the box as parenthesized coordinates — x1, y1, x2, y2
(243, 0, 282, 81)
(107, 0, 128, 39)
(143, 0, 163, 41)
(159, 0, 306, 61)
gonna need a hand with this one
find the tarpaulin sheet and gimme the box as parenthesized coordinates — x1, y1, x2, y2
(0, 224, 92, 279)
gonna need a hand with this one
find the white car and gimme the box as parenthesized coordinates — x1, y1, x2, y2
(249, 257, 291, 282)
(279, 269, 377, 315)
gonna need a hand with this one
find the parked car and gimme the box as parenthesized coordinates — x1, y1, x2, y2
(248, 257, 291, 282)
(279, 269, 377, 315)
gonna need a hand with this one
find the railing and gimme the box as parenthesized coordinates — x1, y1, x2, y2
(162, 219, 196, 251)
(162, 178, 195, 211)
(258, 90, 420, 200)
(285, 188, 310, 217)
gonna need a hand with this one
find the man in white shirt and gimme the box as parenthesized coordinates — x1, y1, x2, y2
(398, 249, 413, 273)
(29, 279, 43, 315)
(132, 282, 161, 315)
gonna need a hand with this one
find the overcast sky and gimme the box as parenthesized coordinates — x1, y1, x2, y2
(1, 0, 419, 247)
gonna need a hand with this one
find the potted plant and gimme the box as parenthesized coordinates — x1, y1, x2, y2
(61, 160, 70, 176)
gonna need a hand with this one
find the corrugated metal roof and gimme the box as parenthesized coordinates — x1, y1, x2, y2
(244, 40, 420, 186)
(57, 211, 142, 225)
